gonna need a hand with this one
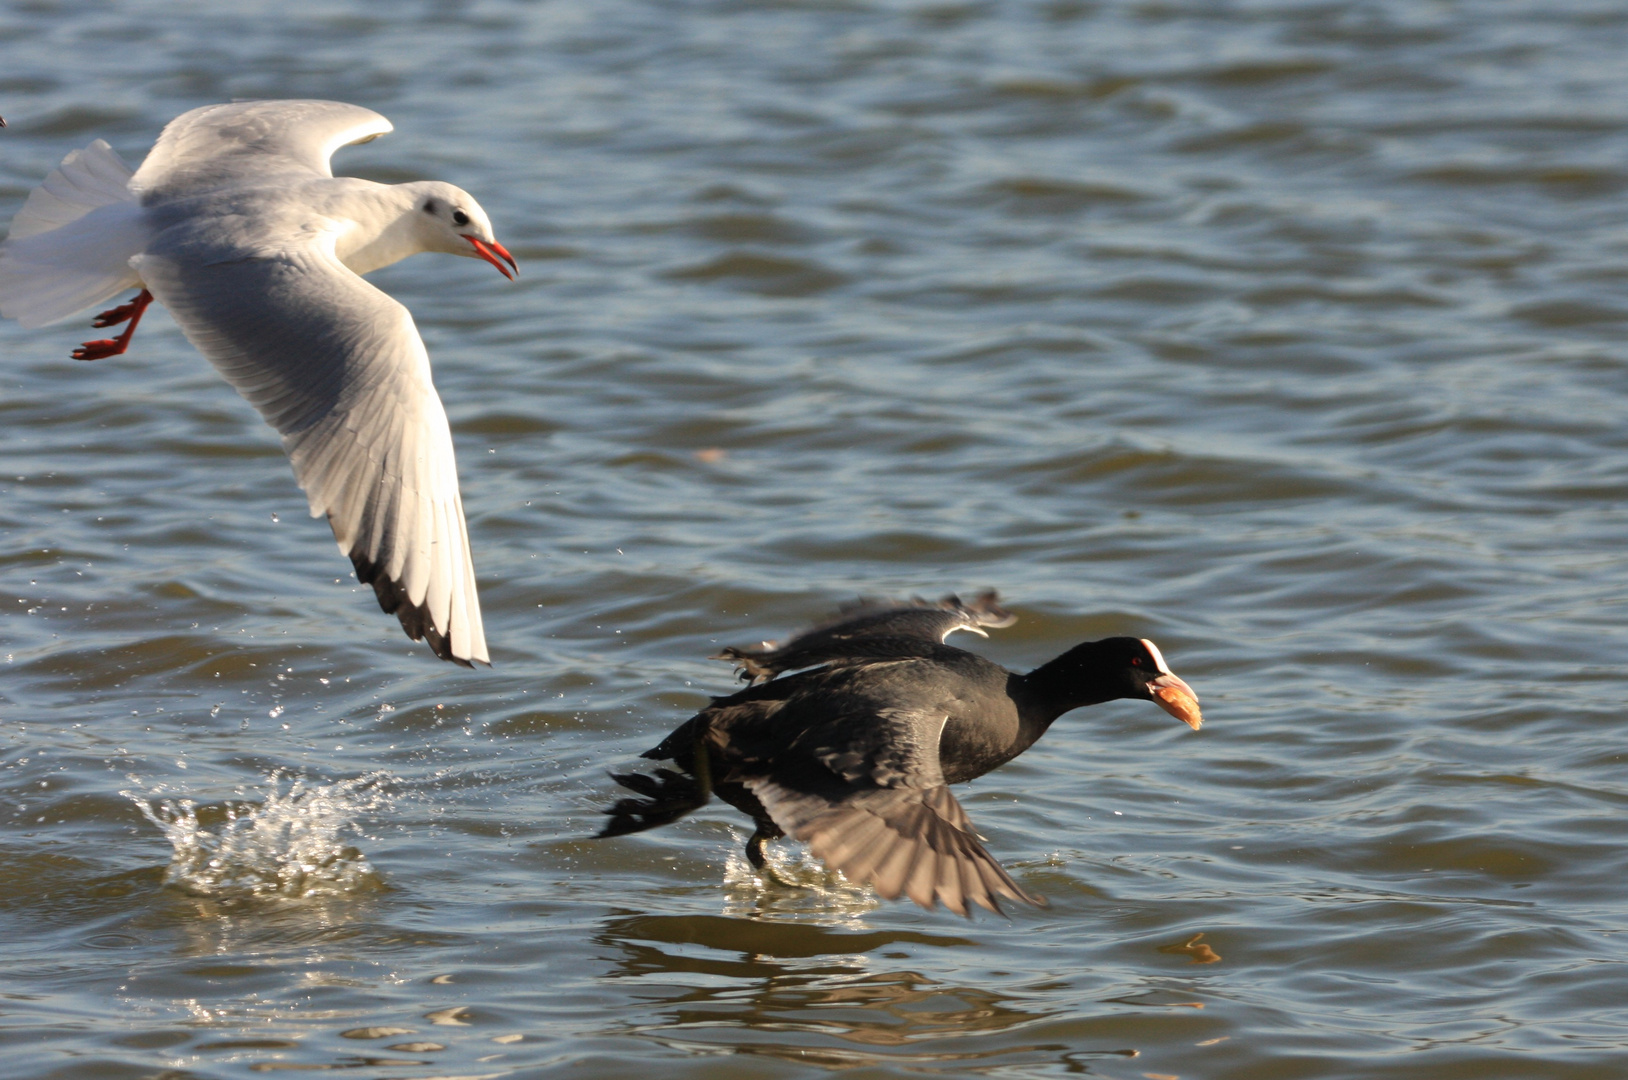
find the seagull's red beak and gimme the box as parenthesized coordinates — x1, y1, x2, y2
(465, 236, 517, 280)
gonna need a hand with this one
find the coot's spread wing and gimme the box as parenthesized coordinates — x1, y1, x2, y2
(726, 679, 1042, 916)
(751, 775, 1041, 916)
(717, 591, 1015, 683)
(627, 649, 1043, 914)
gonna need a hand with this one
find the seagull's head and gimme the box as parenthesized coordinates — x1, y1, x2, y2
(415, 183, 517, 280)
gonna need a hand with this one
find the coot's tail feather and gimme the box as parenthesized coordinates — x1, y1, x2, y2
(597, 768, 709, 838)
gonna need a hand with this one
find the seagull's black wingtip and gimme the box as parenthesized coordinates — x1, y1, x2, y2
(349, 549, 481, 666)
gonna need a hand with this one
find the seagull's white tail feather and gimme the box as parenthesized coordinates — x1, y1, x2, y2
(9, 140, 136, 240)
(0, 139, 146, 329)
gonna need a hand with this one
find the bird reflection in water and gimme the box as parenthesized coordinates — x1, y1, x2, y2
(593, 913, 1141, 1070)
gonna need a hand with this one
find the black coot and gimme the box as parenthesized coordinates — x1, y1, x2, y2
(599, 593, 1202, 915)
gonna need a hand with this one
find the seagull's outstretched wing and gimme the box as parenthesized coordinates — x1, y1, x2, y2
(131, 100, 392, 198)
(133, 230, 488, 666)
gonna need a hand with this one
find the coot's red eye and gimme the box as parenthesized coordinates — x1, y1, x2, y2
(1131, 657, 1141, 666)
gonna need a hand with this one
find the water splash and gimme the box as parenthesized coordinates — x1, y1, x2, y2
(124, 772, 389, 900)
(720, 830, 880, 922)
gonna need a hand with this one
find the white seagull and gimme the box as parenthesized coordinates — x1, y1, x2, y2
(0, 100, 517, 666)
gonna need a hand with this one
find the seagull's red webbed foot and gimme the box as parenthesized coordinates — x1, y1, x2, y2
(90, 295, 147, 329)
(73, 289, 153, 361)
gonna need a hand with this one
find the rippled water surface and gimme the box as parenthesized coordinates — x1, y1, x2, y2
(3, 1, 1628, 1077)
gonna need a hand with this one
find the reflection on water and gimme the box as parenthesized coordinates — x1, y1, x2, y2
(594, 913, 1144, 1073)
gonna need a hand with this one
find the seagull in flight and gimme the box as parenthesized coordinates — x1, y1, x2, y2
(0, 100, 517, 665)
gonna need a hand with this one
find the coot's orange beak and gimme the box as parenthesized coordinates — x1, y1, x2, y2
(1149, 672, 1202, 730)
(465, 235, 518, 279)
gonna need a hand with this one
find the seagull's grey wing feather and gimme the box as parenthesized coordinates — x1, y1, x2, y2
(132, 233, 487, 665)
(131, 100, 392, 198)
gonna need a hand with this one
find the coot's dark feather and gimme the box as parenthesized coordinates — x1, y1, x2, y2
(599, 592, 1201, 916)
(716, 591, 1014, 684)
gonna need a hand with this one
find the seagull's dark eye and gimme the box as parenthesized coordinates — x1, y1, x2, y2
(452, 209, 471, 227)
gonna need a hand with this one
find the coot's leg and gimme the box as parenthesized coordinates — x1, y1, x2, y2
(746, 826, 772, 868)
